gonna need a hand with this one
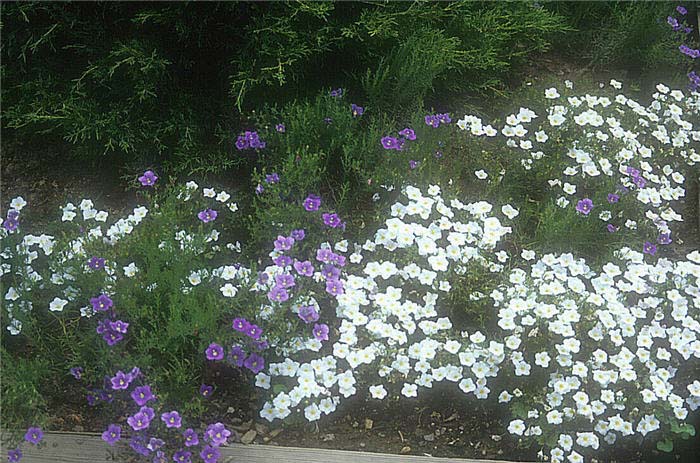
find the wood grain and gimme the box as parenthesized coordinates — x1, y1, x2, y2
(1, 432, 525, 463)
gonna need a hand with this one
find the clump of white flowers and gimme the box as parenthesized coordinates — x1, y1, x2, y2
(457, 81, 699, 241)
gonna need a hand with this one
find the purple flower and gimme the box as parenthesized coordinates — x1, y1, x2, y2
(109, 320, 129, 334)
(313, 323, 329, 342)
(200, 445, 221, 463)
(381, 136, 399, 150)
(398, 127, 416, 140)
(131, 385, 155, 406)
(24, 427, 43, 445)
(321, 264, 340, 280)
(183, 429, 199, 447)
(69, 366, 83, 380)
(351, 103, 364, 117)
(265, 173, 280, 184)
(575, 198, 593, 215)
(205, 343, 224, 361)
(86, 390, 98, 406)
(173, 450, 192, 463)
(677, 5, 687, 14)
(657, 233, 672, 245)
(161, 410, 182, 428)
(110, 370, 132, 390)
(228, 345, 246, 367)
(322, 212, 342, 228)
(324, 117, 333, 124)
(668, 16, 680, 29)
(330, 88, 343, 97)
(138, 170, 158, 187)
(90, 294, 113, 312)
(607, 193, 620, 204)
(206, 422, 232, 447)
(275, 123, 286, 133)
(200, 384, 214, 398)
(129, 435, 150, 457)
(88, 256, 105, 270)
(290, 229, 305, 241)
(273, 235, 295, 251)
(633, 176, 647, 188)
(267, 285, 289, 303)
(303, 194, 321, 211)
(127, 410, 151, 431)
(252, 339, 269, 351)
(325, 278, 344, 296)
(298, 305, 320, 324)
(643, 241, 657, 256)
(316, 248, 333, 264)
(198, 209, 218, 223)
(243, 353, 265, 374)
(275, 273, 295, 288)
(102, 424, 121, 446)
(232, 317, 251, 333)
(2, 218, 19, 232)
(273, 255, 293, 267)
(102, 329, 124, 346)
(255, 183, 264, 195)
(8, 448, 21, 463)
(294, 260, 314, 277)
(409, 160, 419, 170)
(246, 324, 263, 340)
(679, 45, 700, 58)
(331, 253, 346, 267)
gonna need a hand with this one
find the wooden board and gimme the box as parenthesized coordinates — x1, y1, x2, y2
(1, 432, 524, 463)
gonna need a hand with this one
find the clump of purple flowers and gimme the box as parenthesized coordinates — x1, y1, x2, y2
(97, 319, 129, 346)
(265, 172, 280, 184)
(425, 113, 451, 128)
(235, 131, 266, 150)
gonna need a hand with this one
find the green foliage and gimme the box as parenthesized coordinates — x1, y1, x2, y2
(547, 1, 687, 76)
(0, 347, 48, 439)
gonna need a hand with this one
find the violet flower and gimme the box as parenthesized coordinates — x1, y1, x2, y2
(243, 353, 265, 374)
(131, 385, 155, 406)
(24, 427, 43, 445)
(102, 424, 121, 446)
(138, 170, 158, 187)
(298, 305, 320, 324)
(303, 194, 321, 211)
(161, 410, 182, 428)
(198, 209, 218, 223)
(643, 241, 657, 256)
(313, 323, 329, 341)
(205, 343, 224, 361)
(183, 428, 199, 447)
(228, 345, 246, 367)
(200, 384, 214, 398)
(575, 198, 593, 215)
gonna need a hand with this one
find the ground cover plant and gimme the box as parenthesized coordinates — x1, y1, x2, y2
(3, 77, 700, 463)
(2, 3, 700, 463)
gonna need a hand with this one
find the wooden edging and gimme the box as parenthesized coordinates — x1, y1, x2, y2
(1, 431, 525, 463)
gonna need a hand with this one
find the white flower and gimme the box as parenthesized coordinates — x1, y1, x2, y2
(545, 88, 560, 99)
(220, 283, 238, 298)
(501, 204, 519, 219)
(369, 385, 387, 399)
(304, 403, 321, 421)
(255, 373, 271, 389)
(401, 383, 418, 397)
(49, 297, 68, 312)
(203, 188, 216, 198)
(216, 191, 231, 202)
(508, 419, 526, 435)
(475, 170, 488, 179)
(124, 262, 139, 277)
(10, 196, 27, 210)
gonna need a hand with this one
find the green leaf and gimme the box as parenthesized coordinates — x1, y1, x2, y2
(656, 438, 674, 453)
